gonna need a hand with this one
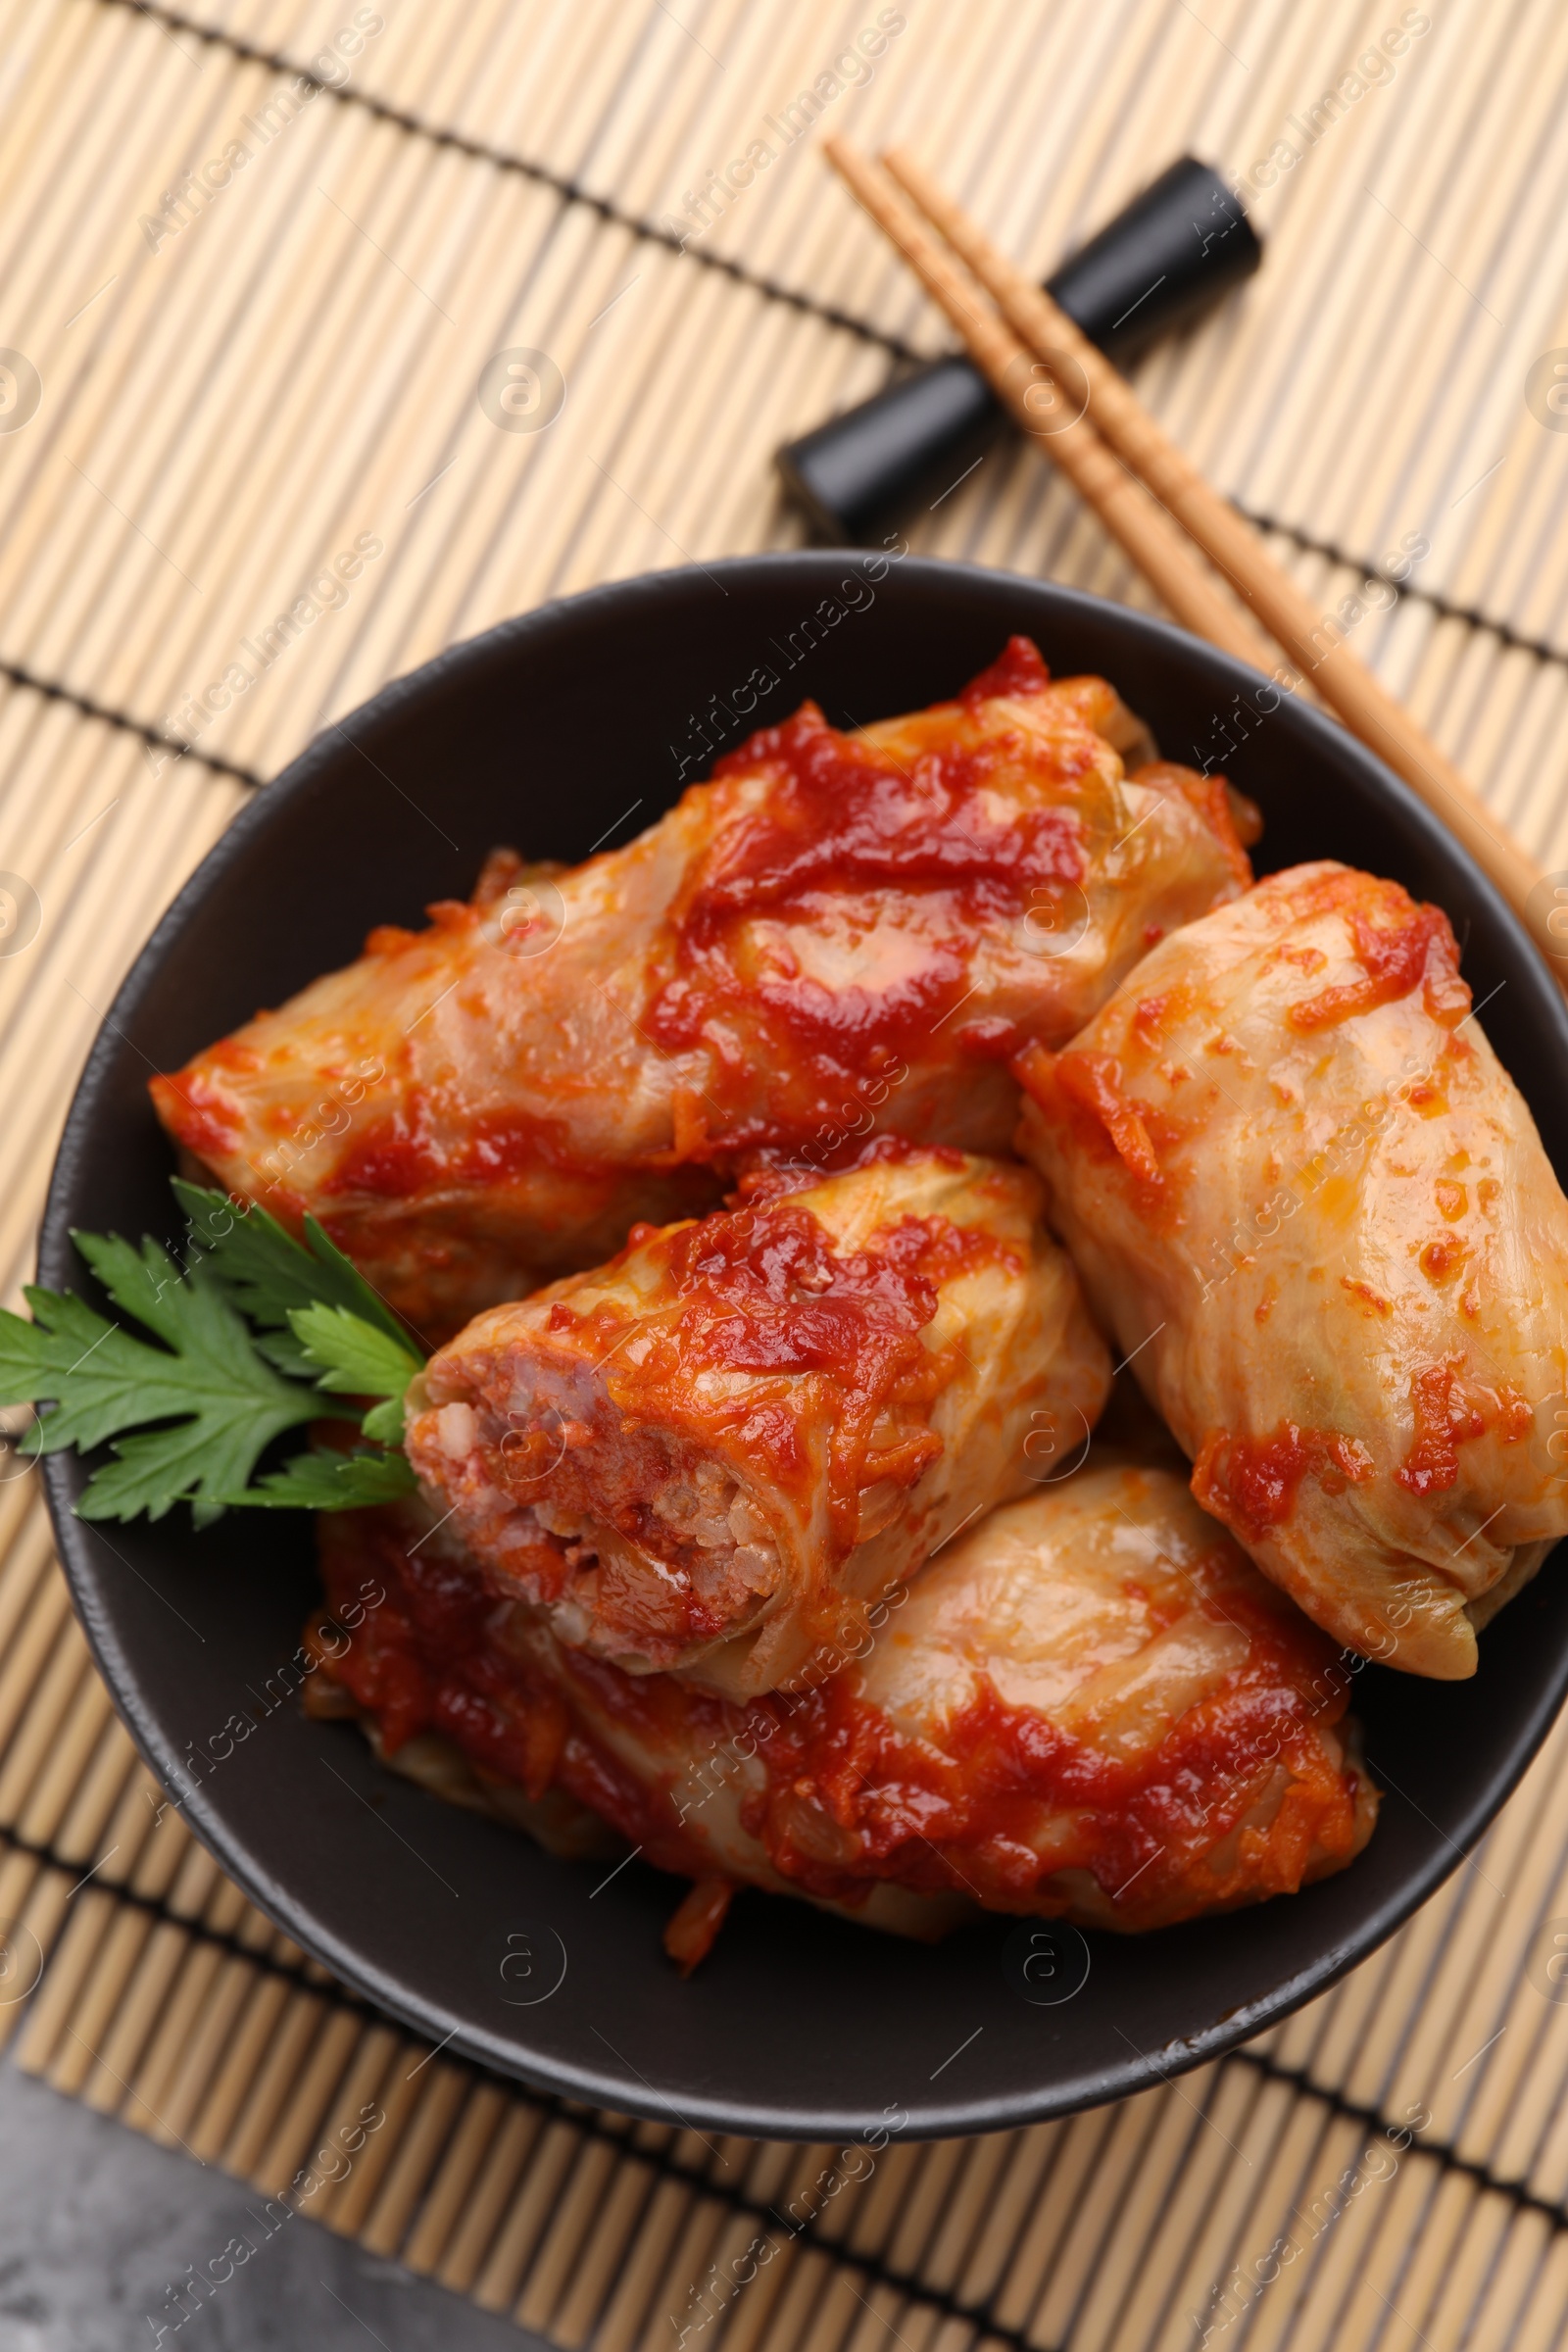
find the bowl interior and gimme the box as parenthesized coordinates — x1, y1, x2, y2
(39, 553, 1568, 2140)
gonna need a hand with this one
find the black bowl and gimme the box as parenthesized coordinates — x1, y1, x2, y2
(39, 554, 1568, 2141)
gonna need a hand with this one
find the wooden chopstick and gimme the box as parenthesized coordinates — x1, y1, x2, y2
(820, 138, 1286, 678)
(824, 135, 1560, 993)
(878, 147, 1553, 979)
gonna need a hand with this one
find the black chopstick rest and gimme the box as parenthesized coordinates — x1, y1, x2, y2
(777, 156, 1261, 544)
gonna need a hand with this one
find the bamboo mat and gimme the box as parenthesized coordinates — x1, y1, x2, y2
(6, 0, 1568, 2342)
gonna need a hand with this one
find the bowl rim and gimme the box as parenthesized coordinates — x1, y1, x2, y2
(35, 551, 1568, 2140)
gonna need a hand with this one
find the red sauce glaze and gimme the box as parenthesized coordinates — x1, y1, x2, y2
(654, 1201, 946, 1380)
(1419, 1234, 1467, 1283)
(314, 1514, 727, 1868)
(321, 1108, 434, 1199)
(547, 1194, 1011, 1543)
(642, 645, 1094, 1119)
(315, 1509, 1362, 1926)
(316, 1516, 531, 1772)
(1156, 769, 1254, 892)
(364, 923, 420, 956)
(1287, 878, 1470, 1033)
(1404, 1081, 1448, 1116)
(662, 1877, 735, 1973)
(955, 1015, 1029, 1061)
(725, 1133, 968, 1204)
(957, 633, 1053, 705)
(1132, 993, 1173, 1050)
(323, 1098, 622, 1200)
(1397, 1360, 1534, 1496)
(1194, 1424, 1376, 1544)
(149, 1072, 241, 1161)
(1018, 1045, 1164, 1189)
(361, 900, 476, 958)
(738, 1618, 1348, 1911)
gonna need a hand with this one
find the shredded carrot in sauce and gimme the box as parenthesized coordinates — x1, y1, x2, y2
(313, 1507, 1364, 1952)
(1397, 1361, 1534, 1496)
(1286, 879, 1469, 1034)
(662, 1876, 735, 1974)
(1051, 1051, 1165, 1188)
(1194, 1424, 1375, 1543)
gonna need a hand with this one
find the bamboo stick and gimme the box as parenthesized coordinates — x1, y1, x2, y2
(868, 141, 1564, 994)
(819, 138, 1284, 676)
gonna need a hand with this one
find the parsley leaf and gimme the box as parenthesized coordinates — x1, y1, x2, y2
(224, 1446, 419, 1510)
(0, 1182, 430, 1526)
(287, 1303, 424, 1446)
(172, 1179, 409, 1347)
(0, 1238, 333, 1527)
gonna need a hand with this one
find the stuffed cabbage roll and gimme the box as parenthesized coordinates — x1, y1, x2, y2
(309, 1459, 1376, 1956)
(150, 638, 1254, 1335)
(404, 1147, 1111, 1698)
(1018, 860, 1568, 1678)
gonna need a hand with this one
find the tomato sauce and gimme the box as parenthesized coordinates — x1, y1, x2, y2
(1013, 1042, 1171, 1199)
(540, 1193, 1011, 1546)
(322, 1098, 632, 1200)
(958, 634, 1054, 704)
(642, 647, 1093, 1111)
(1194, 1424, 1376, 1543)
(315, 1506, 1360, 1926)
(1053, 1050, 1165, 1187)
(1397, 1360, 1533, 1496)
(1286, 875, 1469, 1033)
(149, 1073, 241, 1161)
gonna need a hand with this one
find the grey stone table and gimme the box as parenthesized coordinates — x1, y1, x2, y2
(0, 2053, 549, 2350)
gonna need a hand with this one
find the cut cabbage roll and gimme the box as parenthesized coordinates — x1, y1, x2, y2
(151, 638, 1253, 1335)
(1018, 860, 1568, 1678)
(404, 1146, 1111, 1699)
(310, 1459, 1376, 1953)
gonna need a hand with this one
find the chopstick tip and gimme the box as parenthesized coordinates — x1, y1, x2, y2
(822, 135, 887, 209)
